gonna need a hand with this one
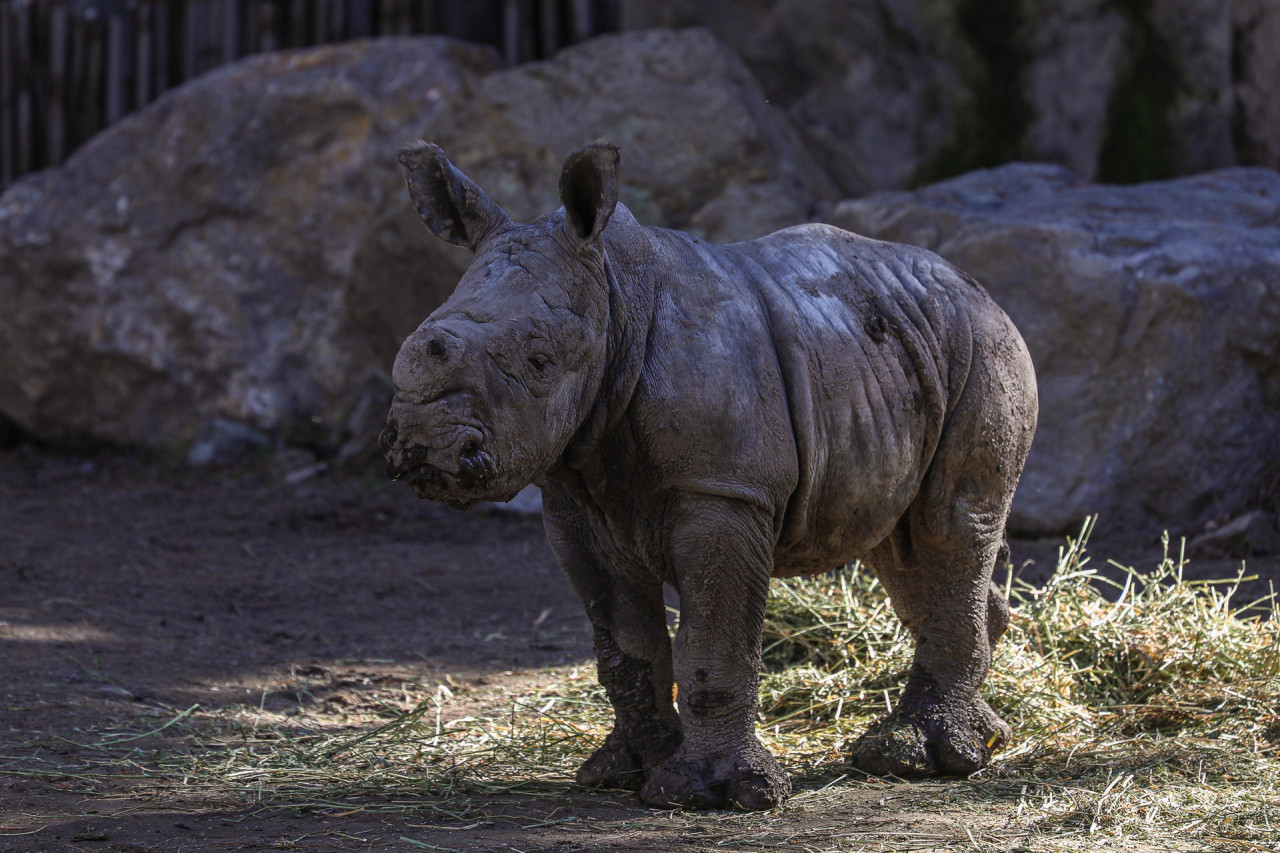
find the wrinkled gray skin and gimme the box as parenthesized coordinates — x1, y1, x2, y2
(382, 141, 1038, 810)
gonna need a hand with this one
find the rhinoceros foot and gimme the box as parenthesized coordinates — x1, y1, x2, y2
(850, 696, 1010, 778)
(576, 724, 682, 791)
(639, 739, 790, 811)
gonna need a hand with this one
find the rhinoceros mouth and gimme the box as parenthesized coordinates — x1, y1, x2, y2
(393, 449, 514, 510)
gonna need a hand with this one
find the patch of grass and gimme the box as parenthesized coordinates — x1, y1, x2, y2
(54, 520, 1280, 848)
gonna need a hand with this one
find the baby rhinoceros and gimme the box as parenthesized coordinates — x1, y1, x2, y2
(382, 141, 1038, 810)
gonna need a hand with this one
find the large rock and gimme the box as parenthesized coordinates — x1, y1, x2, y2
(1152, 0, 1236, 175)
(1233, 0, 1280, 171)
(622, 0, 1261, 187)
(621, 0, 973, 197)
(1020, 0, 1129, 180)
(0, 28, 829, 452)
(831, 164, 1280, 537)
(0, 37, 499, 450)
(424, 27, 835, 240)
(1024, 0, 1236, 182)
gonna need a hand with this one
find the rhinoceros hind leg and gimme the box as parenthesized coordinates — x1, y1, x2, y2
(853, 527, 1012, 777)
(851, 336, 1033, 778)
(850, 695, 1010, 777)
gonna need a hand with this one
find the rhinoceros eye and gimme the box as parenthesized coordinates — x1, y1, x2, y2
(528, 354, 550, 372)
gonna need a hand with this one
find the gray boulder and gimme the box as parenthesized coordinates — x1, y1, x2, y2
(0, 37, 499, 450)
(423, 27, 834, 238)
(0, 28, 828, 452)
(1020, 0, 1129, 180)
(622, 0, 1265, 187)
(831, 163, 1280, 537)
(1191, 510, 1280, 558)
(1024, 0, 1236, 181)
(1151, 0, 1236, 175)
(621, 0, 972, 197)
(1233, 0, 1280, 171)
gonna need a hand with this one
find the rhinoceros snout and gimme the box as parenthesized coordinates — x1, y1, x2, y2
(381, 414, 496, 497)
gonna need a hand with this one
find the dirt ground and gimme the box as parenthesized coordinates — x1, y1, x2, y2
(1, 445, 1273, 852)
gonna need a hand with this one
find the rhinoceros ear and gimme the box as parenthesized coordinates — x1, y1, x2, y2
(558, 141, 619, 250)
(399, 141, 510, 252)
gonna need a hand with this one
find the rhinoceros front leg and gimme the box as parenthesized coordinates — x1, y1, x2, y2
(542, 488, 682, 790)
(577, 578, 684, 790)
(639, 494, 791, 810)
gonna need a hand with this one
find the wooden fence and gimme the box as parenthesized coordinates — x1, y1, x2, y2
(0, 0, 618, 189)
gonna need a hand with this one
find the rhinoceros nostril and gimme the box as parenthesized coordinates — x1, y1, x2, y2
(455, 439, 492, 488)
(426, 338, 446, 358)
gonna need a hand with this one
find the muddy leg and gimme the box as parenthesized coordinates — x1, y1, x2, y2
(543, 486, 681, 790)
(639, 494, 791, 810)
(855, 531, 1011, 777)
(868, 540, 1010, 648)
(986, 575, 1011, 649)
(849, 320, 1034, 778)
(577, 579, 683, 789)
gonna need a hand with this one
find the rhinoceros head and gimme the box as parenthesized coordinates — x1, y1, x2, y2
(381, 141, 619, 508)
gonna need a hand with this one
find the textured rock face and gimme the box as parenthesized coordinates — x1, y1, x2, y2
(1021, 0, 1129, 179)
(1233, 0, 1280, 170)
(832, 164, 1280, 536)
(1023, 0, 1236, 180)
(0, 28, 828, 451)
(1151, 0, 1236, 174)
(424, 27, 835, 238)
(622, 0, 1270, 185)
(621, 0, 971, 196)
(0, 37, 498, 449)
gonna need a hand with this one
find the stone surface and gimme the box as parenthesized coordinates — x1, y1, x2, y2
(0, 28, 828, 452)
(621, 0, 972, 196)
(1024, 0, 1237, 180)
(1191, 510, 1280, 558)
(1021, 0, 1129, 180)
(1232, 0, 1280, 171)
(0, 37, 498, 449)
(831, 164, 1280, 536)
(186, 418, 271, 467)
(622, 0, 1261, 186)
(424, 27, 835, 237)
(983, 0, 1237, 181)
(1152, 0, 1235, 174)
